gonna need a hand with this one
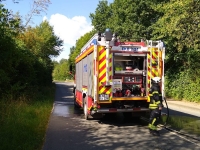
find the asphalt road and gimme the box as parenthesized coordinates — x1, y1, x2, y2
(42, 82, 200, 150)
(163, 100, 200, 118)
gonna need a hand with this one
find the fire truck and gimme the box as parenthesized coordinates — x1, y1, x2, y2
(72, 29, 165, 120)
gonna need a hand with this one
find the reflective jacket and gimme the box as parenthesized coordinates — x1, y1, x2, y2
(149, 83, 162, 109)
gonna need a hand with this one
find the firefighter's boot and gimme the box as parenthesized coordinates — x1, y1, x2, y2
(148, 124, 160, 136)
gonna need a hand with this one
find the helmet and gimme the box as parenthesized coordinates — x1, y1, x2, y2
(151, 77, 161, 83)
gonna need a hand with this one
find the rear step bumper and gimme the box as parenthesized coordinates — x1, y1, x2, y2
(91, 108, 150, 114)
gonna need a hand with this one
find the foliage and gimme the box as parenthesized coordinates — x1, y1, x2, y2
(90, 0, 167, 41)
(0, 4, 22, 96)
(151, 0, 200, 102)
(17, 20, 63, 89)
(89, 0, 111, 32)
(0, 85, 55, 150)
(165, 71, 200, 102)
(152, 0, 200, 50)
(0, 3, 63, 98)
(52, 59, 68, 81)
(20, 21, 63, 59)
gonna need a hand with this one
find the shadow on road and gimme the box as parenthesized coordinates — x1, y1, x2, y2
(96, 113, 148, 127)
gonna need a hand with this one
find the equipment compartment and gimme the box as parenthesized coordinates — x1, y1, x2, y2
(112, 53, 147, 97)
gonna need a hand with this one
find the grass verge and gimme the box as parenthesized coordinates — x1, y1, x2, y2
(0, 84, 55, 150)
(161, 115, 200, 136)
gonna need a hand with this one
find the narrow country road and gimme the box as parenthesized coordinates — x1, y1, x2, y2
(42, 82, 200, 150)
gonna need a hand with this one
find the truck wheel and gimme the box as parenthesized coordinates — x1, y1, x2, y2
(74, 100, 79, 109)
(73, 94, 79, 109)
(83, 99, 89, 120)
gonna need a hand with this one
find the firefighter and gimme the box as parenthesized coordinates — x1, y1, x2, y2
(148, 77, 163, 136)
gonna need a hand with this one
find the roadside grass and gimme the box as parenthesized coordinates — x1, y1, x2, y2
(161, 115, 200, 136)
(0, 84, 55, 150)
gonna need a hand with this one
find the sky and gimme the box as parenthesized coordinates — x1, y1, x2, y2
(2, 0, 113, 62)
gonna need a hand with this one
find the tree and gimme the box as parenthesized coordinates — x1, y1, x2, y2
(0, 2, 64, 98)
(18, 20, 63, 86)
(152, 0, 200, 51)
(0, 4, 22, 96)
(89, 0, 111, 32)
(150, 0, 200, 101)
(90, 0, 167, 41)
(19, 20, 63, 61)
(25, 0, 51, 27)
(151, 0, 200, 75)
(52, 59, 68, 81)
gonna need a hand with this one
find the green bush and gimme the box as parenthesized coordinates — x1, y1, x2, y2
(165, 71, 200, 102)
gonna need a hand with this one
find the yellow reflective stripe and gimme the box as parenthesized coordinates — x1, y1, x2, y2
(149, 101, 160, 105)
(149, 106, 157, 109)
(152, 118, 156, 125)
(149, 104, 157, 109)
(152, 91, 159, 94)
(148, 124, 157, 130)
(88, 106, 92, 110)
(155, 101, 160, 104)
(149, 104, 157, 106)
(149, 103, 159, 109)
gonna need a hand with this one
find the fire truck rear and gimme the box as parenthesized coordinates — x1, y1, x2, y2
(73, 29, 165, 120)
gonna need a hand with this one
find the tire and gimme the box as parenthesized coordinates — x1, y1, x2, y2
(74, 101, 79, 109)
(73, 94, 79, 109)
(83, 98, 89, 120)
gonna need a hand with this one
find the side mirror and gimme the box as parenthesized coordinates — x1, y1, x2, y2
(69, 65, 72, 72)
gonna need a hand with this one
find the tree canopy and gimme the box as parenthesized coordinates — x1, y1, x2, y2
(0, 3, 63, 99)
